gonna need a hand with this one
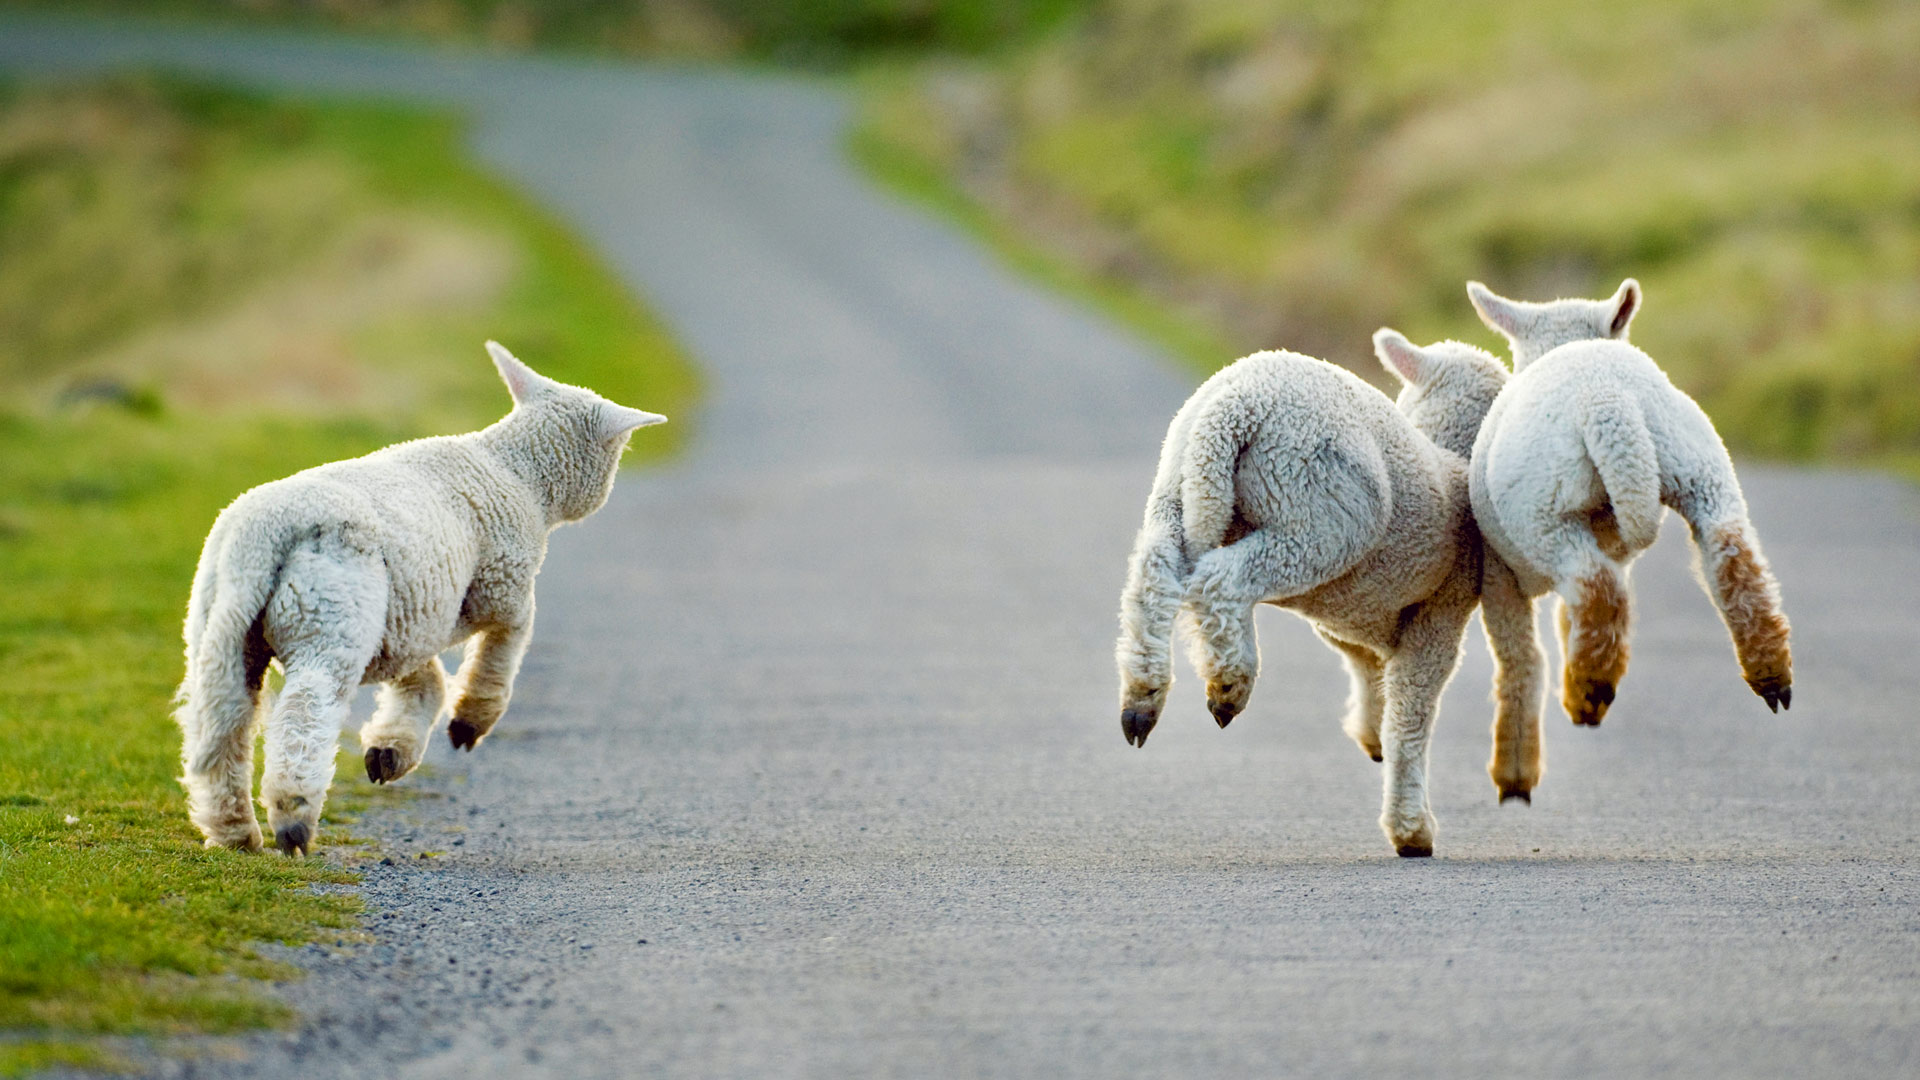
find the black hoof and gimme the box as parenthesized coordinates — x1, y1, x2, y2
(1499, 790, 1531, 805)
(447, 718, 482, 751)
(1395, 843, 1433, 858)
(364, 746, 401, 784)
(1120, 708, 1158, 748)
(1369, 751, 1384, 763)
(1208, 698, 1241, 729)
(275, 821, 311, 857)
(1760, 685, 1792, 713)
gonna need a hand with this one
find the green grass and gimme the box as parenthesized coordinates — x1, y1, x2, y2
(860, 0, 1920, 469)
(0, 1, 1093, 63)
(0, 76, 694, 1057)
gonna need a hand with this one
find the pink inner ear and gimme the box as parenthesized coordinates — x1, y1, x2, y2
(1609, 285, 1639, 336)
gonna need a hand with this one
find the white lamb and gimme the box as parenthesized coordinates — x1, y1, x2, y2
(1116, 336, 1508, 856)
(174, 343, 665, 855)
(1464, 279, 1792, 799)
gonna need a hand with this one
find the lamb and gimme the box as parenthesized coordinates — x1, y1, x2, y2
(1115, 336, 1508, 856)
(174, 342, 665, 855)
(1464, 279, 1792, 800)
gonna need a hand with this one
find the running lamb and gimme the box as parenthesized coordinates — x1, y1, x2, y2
(1465, 279, 1791, 791)
(174, 342, 665, 855)
(1116, 336, 1508, 856)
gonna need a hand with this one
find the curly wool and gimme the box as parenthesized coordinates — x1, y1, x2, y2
(174, 342, 665, 855)
(1467, 280, 1793, 744)
(1116, 335, 1508, 855)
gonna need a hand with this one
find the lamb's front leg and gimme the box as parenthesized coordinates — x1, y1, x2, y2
(1379, 595, 1474, 857)
(446, 614, 534, 752)
(1482, 555, 1546, 803)
(361, 657, 448, 784)
(1319, 631, 1385, 762)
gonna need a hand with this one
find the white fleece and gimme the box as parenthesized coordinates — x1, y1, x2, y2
(1466, 280, 1793, 754)
(174, 343, 665, 855)
(1116, 336, 1508, 855)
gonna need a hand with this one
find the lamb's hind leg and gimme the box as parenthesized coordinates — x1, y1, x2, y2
(1677, 495, 1792, 710)
(259, 545, 385, 856)
(1542, 524, 1632, 727)
(1320, 631, 1385, 762)
(361, 657, 447, 784)
(1186, 525, 1372, 728)
(178, 616, 273, 851)
(1116, 502, 1188, 747)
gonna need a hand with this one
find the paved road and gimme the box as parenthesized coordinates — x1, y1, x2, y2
(7, 14, 1920, 1079)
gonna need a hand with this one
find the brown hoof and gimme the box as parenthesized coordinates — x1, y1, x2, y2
(447, 718, 483, 751)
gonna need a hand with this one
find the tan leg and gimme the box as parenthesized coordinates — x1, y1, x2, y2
(360, 657, 448, 784)
(1688, 517, 1793, 711)
(1319, 630, 1385, 762)
(1482, 555, 1545, 802)
(446, 616, 534, 752)
(1560, 561, 1631, 727)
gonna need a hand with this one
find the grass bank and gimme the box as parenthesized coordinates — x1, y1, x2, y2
(858, 0, 1920, 472)
(0, 1, 1090, 63)
(0, 76, 694, 1073)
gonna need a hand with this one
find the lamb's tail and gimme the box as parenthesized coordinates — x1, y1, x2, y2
(1581, 395, 1663, 552)
(1178, 404, 1245, 559)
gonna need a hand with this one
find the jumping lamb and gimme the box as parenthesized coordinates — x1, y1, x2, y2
(1464, 279, 1792, 799)
(174, 342, 665, 855)
(1116, 337, 1508, 856)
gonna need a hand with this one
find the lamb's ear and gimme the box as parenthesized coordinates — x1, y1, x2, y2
(1373, 328, 1428, 385)
(595, 402, 667, 441)
(1606, 278, 1641, 338)
(1466, 281, 1527, 340)
(487, 340, 547, 405)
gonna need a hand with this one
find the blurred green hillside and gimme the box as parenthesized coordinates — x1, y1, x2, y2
(7, 0, 1087, 61)
(863, 0, 1920, 467)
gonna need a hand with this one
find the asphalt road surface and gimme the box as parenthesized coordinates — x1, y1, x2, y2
(5, 14, 1918, 1079)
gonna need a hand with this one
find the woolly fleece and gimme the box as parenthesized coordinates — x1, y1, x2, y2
(174, 343, 666, 855)
(1467, 280, 1793, 764)
(1116, 338, 1507, 855)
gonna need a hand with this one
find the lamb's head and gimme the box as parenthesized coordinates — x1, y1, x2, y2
(483, 341, 666, 525)
(1372, 329, 1508, 458)
(1465, 278, 1640, 371)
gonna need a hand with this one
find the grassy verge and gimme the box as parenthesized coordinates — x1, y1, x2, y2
(0, 77, 694, 1071)
(858, 0, 1920, 471)
(0, 1, 1092, 63)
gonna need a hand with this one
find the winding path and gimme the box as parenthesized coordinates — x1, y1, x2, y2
(5, 14, 1919, 1078)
